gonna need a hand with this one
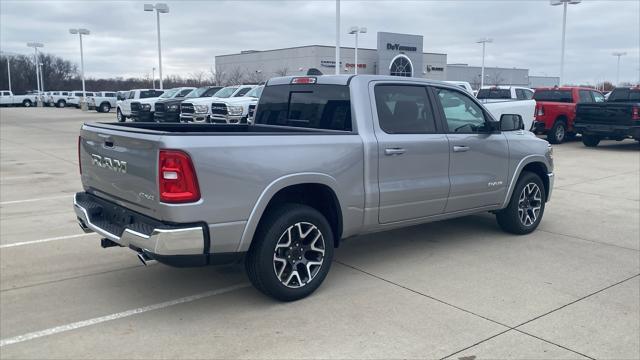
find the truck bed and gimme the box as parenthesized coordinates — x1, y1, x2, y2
(87, 122, 350, 135)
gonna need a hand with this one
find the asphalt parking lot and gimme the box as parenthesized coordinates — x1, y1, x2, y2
(0, 107, 638, 359)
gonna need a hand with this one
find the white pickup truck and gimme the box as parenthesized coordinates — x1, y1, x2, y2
(180, 85, 257, 123)
(87, 91, 118, 112)
(130, 87, 195, 122)
(477, 86, 536, 131)
(46, 91, 71, 107)
(0, 91, 39, 107)
(210, 86, 263, 124)
(116, 89, 164, 122)
(67, 90, 96, 108)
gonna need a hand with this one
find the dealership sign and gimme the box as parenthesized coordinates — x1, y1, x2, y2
(320, 60, 340, 67)
(426, 65, 444, 72)
(386, 43, 417, 52)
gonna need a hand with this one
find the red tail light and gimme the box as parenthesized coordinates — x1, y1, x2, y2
(536, 105, 544, 117)
(291, 77, 317, 84)
(78, 136, 82, 175)
(159, 150, 200, 203)
(632, 106, 640, 121)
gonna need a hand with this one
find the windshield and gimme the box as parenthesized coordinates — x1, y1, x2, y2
(477, 88, 511, 99)
(245, 86, 264, 98)
(160, 88, 181, 98)
(185, 87, 209, 98)
(214, 87, 238, 98)
(533, 90, 573, 103)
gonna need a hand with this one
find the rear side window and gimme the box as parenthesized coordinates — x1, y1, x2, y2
(608, 88, 640, 102)
(105, 93, 115, 97)
(255, 84, 352, 131)
(62, 92, 69, 96)
(374, 85, 436, 134)
(477, 88, 511, 99)
(235, 87, 252, 97)
(533, 90, 573, 103)
(74, 92, 82, 96)
(578, 90, 593, 103)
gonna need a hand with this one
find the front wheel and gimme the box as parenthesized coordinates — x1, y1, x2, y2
(246, 204, 334, 301)
(496, 172, 546, 235)
(116, 108, 125, 122)
(582, 134, 601, 147)
(22, 100, 32, 107)
(57, 100, 66, 108)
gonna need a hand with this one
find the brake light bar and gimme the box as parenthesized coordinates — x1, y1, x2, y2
(158, 150, 200, 203)
(632, 106, 640, 121)
(291, 77, 317, 85)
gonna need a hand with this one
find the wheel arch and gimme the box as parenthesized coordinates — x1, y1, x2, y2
(238, 173, 344, 252)
(502, 157, 550, 208)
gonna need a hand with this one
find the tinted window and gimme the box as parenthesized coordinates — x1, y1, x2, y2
(523, 89, 534, 100)
(533, 90, 573, 103)
(2, 91, 9, 96)
(177, 88, 193, 97)
(435, 88, 487, 133)
(105, 93, 116, 97)
(515, 89, 526, 100)
(140, 90, 161, 98)
(592, 91, 605, 103)
(62, 92, 69, 96)
(235, 87, 252, 97)
(255, 84, 351, 131)
(608, 88, 640, 102)
(578, 90, 593, 103)
(374, 85, 436, 134)
(477, 88, 511, 99)
(202, 87, 223, 97)
(128, 91, 135, 99)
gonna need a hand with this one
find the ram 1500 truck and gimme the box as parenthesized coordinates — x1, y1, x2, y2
(0, 90, 39, 107)
(532, 87, 606, 144)
(180, 85, 257, 123)
(75, 75, 554, 301)
(46, 91, 71, 107)
(67, 90, 96, 108)
(130, 87, 195, 122)
(116, 89, 164, 122)
(574, 86, 640, 147)
(88, 91, 118, 112)
(210, 86, 263, 124)
(155, 86, 223, 123)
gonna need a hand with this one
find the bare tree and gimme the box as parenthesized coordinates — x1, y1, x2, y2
(470, 77, 481, 90)
(189, 70, 207, 86)
(274, 67, 289, 77)
(489, 71, 505, 86)
(245, 69, 265, 84)
(226, 66, 245, 85)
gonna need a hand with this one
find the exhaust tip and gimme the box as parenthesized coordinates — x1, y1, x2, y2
(136, 252, 157, 266)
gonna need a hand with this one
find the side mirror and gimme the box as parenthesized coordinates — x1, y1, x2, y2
(500, 114, 524, 131)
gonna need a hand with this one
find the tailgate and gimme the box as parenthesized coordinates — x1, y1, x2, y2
(79, 124, 162, 217)
(576, 103, 634, 126)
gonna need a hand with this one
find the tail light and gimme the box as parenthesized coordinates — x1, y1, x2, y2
(632, 106, 640, 121)
(291, 77, 317, 84)
(536, 105, 545, 117)
(159, 150, 200, 203)
(78, 136, 82, 175)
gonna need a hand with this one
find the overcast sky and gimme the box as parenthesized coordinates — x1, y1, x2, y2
(1, 0, 639, 84)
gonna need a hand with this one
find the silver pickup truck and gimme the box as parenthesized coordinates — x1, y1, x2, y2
(75, 75, 554, 301)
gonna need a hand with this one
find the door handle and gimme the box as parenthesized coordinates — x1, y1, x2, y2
(453, 145, 470, 152)
(385, 148, 406, 156)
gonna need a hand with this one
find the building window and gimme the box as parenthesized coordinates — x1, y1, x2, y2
(389, 55, 413, 77)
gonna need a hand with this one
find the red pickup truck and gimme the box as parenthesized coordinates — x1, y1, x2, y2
(532, 87, 606, 144)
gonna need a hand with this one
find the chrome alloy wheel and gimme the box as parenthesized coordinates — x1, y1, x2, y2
(555, 125, 565, 142)
(518, 183, 542, 226)
(273, 222, 326, 288)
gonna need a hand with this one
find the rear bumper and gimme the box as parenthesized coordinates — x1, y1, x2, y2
(574, 124, 640, 139)
(74, 192, 242, 267)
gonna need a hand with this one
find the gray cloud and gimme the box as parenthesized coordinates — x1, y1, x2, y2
(1, 0, 638, 84)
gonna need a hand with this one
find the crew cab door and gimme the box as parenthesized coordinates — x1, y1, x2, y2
(373, 83, 451, 224)
(431, 86, 509, 213)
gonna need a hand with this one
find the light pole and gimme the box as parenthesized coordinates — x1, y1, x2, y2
(476, 38, 493, 89)
(152, 67, 156, 89)
(69, 28, 90, 110)
(348, 26, 367, 75)
(26, 42, 43, 106)
(335, 0, 340, 75)
(144, 3, 169, 89)
(612, 52, 627, 86)
(0, 51, 16, 93)
(551, 0, 581, 86)
(39, 63, 44, 92)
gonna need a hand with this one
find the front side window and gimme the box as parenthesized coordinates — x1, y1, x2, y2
(255, 84, 351, 131)
(129, 92, 136, 99)
(435, 88, 486, 133)
(592, 91, 605, 103)
(524, 90, 534, 99)
(374, 85, 436, 134)
(245, 86, 264, 98)
(578, 90, 593, 103)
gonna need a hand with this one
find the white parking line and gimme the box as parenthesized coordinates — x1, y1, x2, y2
(0, 195, 71, 205)
(0, 234, 93, 249)
(0, 283, 250, 347)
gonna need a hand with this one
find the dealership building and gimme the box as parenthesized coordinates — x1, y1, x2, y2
(215, 31, 558, 89)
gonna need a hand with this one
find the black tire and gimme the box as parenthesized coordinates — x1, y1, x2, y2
(116, 108, 126, 122)
(496, 172, 546, 235)
(100, 102, 111, 113)
(245, 204, 334, 301)
(547, 120, 566, 144)
(582, 134, 601, 147)
(57, 100, 66, 108)
(22, 99, 32, 107)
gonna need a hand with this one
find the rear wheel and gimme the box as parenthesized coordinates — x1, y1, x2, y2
(547, 120, 566, 144)
(57, 100, 66, 108)
(22, 99, 32, 107)
(582, 134, 601, 147)
(245, 204, 334, 301)
(100, 103, 111, 113)
(496, 172, 546, 235)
